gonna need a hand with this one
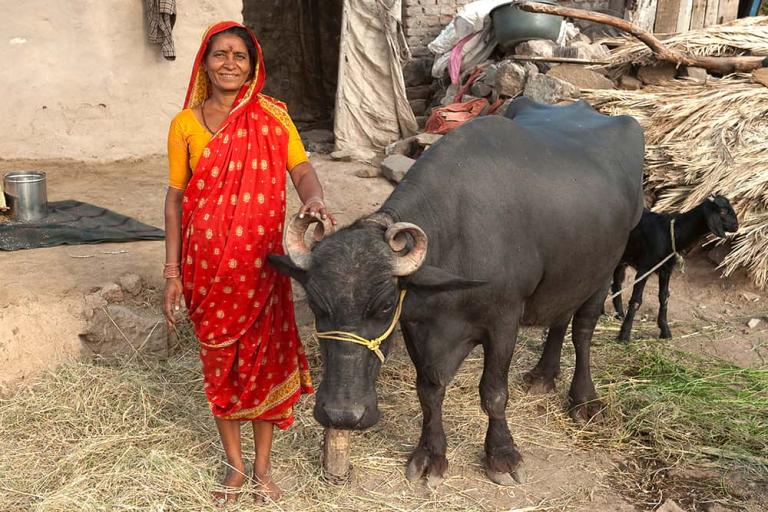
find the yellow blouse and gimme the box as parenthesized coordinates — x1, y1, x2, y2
(167, 108, 309, 190)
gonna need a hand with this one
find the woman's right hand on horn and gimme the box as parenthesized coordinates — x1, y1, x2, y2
(299, 197, 337, 225)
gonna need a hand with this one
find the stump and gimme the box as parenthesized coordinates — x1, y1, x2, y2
(321, 428, 351, 484)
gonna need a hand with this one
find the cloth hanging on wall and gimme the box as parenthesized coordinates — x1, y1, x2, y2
(144, 0, 177, 60)
(334, 0, 418, 161)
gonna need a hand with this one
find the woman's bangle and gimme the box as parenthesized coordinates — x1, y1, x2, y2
(303, 196, 324, 206)
(163, 263, 181, 279)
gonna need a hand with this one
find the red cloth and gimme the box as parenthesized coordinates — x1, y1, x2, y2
(180, 21, 313, 427)
(424, 98, 489, 135)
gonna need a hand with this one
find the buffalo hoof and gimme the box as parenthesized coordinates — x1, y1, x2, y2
(568, 398, 605, 424)
(406, 448, 447, 484)
(486, 466, 527, 486)
(616, 332, 631, 343)
(659, 329, 672, 339)
(522, 371, 557, 395)
(485, 444, 524, 486)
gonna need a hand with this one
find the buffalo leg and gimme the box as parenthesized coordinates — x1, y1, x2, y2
(482, 314, 526, 486)
(611, 264, 627, 318)
(568, 287, 605, 423)
(657, 268, 672, 339)
(617, 271, 649, 343)
(401, 319, 475, 486)
(522, 318, 570, 394)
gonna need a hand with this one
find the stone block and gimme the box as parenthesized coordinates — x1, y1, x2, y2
(637, 63, 677, 85)
(546, 64, 615, 90)
(523, 74, 580, 104)
(99, 283, 124, 302)
(495, 60, 528, 97)
(118, 273, 143, 296)
(81, 304, 169, 360)
(380, 154, 416, 183)
(619, 75, 643, 90)
(514, 39, 558, 58)
(677, 66, 709, 84)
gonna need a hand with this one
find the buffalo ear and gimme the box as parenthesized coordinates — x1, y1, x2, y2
(267, 254, 308, 284)
(403, 265, 487, 291)
(705, 212, 726, 238)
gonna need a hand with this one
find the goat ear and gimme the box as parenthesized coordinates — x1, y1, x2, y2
(706, 212, 726, 238)
(403, 265, 488, 291)
(267, 254, 308, 284)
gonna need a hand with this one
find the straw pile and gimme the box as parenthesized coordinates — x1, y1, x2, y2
(602, 16, 768, 76)
(1, 315, 765, 511)
(583, 75, 768, 289)
(0, 324, 602, 512)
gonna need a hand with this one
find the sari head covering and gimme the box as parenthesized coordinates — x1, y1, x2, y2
(180, 21, 313, 427)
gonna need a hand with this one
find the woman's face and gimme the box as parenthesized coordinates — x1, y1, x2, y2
(203, 33, 252, 94)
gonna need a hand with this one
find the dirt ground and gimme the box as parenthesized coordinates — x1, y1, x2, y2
(0, 155, 766, 511)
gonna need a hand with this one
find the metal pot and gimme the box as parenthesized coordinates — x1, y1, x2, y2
(3, 171, 48, 222)
(490, 0, 564, 53)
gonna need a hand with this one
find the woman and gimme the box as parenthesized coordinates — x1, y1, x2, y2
(163, 21, 334, 505)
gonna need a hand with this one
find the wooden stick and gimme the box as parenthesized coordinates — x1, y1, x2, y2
(515, 1, 766, 74)
(321, 428, 351, 484)
(508, 55, 610, 65)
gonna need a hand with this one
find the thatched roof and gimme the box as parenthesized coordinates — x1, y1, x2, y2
(584, 74, 768, 289)
(601, 16, 768, 76)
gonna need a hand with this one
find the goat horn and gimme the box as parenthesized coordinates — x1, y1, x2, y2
(385, 222, 428, 276)
(283, 214, 334, 270)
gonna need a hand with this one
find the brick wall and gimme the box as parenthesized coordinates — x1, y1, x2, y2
(402, 0, 610, 57)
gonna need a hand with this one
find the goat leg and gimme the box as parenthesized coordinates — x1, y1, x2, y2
(611, 265, 627, 319)
(617, 273, 649, 342)
(657, 269, 672, 339)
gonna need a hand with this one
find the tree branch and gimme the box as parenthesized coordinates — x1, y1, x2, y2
(515, 1, 766, 74)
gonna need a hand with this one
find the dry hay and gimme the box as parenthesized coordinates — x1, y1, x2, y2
(0, 325, 608, 512)
(1, 318, 765, 511)
(583, 75, 768, 289)
(601, 16, 768, 76)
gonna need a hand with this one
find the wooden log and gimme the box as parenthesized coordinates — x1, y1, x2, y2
(516, 2, 767, 75)
(321, 428, 351, 484)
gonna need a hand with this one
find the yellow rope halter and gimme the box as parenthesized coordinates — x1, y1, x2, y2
(314, 290, 407, 363)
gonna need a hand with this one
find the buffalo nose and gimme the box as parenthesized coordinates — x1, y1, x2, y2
(319, 404, 367, 428)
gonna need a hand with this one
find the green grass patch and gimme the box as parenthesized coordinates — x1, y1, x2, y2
(600, 346, 768, 470)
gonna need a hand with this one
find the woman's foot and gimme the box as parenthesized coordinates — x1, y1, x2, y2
(212, 464, 247, 508)
(251, 469, 282, 503)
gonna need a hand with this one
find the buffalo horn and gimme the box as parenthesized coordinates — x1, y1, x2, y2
(385, 222, 428, 276)
(284, 214, 334, 270)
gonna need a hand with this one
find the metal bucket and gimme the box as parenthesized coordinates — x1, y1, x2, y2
(3, 171, 48, 222)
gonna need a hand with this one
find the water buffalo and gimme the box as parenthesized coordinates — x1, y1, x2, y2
(269, 98, 644, 485)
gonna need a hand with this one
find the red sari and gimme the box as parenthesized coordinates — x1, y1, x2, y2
(180, 21, 313, 428)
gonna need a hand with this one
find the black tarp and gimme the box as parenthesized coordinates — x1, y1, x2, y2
(0, 200, 164, 251)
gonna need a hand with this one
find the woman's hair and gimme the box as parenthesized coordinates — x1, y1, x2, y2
(204, 27, 257, 79)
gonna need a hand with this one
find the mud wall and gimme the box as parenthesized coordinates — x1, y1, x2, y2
(0, 0, 243, 160)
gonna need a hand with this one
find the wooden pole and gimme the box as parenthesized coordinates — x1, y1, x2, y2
(516, 1, 766, 74)
(321, 428, 351, 484)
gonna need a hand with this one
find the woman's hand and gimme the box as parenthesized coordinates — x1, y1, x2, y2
(299, 197, 337, 225)
(163, 277, 184, 326)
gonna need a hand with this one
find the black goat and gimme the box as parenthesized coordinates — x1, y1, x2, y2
(612, 195, 738, 342)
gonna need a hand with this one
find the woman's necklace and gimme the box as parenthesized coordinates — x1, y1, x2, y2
(201, 99, 217, 135)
